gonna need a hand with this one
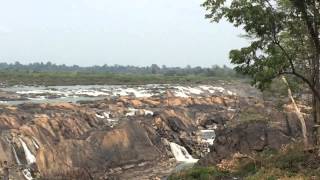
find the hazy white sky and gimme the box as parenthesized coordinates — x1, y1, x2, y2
(0, 0, 247, 67)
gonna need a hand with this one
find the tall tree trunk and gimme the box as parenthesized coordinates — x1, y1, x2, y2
(281, 76, 309, 148)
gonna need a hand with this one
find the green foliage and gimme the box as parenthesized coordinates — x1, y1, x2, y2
(245, 144, 319, 179)
(0, 63, 249, 86)
(202, 0, 319, 92)
(273, 149, 308, 173)
(168, 167, 230, 180)
(0, 62, 241, 77)
(0, 70, 246, 86)
(234, 161, 259, 177)
(170, 143, 320, 180)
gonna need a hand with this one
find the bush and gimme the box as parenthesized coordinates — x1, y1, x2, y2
(168, 167, 230, 180)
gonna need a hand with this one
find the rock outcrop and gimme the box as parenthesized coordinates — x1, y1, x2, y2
(0, 95, 238, 179)
(0, 87, 311, 179)
(198, 99, 314, 167)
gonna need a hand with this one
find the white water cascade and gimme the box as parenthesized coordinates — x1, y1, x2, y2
(169, 142, 198, 163)
(31, 138, 39, 150)
(19, 138, 36, 180)
(19, 138, 36, 165)
(5, 136, 22, 166)
(22, 169, 33, 180)
(125, 108, 138, 116)
(6, 137, 35, 180)
(12, 145, 22, 165)
(200, 130, 216, 146)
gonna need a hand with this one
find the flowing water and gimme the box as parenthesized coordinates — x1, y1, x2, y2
(200, 130, 216, 146)
(9, 138, 35, 180)
(0, 84, 234, 105)
(169, 129, 217, 172)
(19, 138, 36, 165)
(169, 142, 199, 173)
(0, 84, 228, 179)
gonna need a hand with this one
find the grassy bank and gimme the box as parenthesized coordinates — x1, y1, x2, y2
(0, 71, 246, 86)
(169, 143, 320, 180)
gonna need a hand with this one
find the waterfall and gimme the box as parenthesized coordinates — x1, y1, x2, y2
(19, 138, 36, 164)
(31, 138, 39, 150)
(7, 137, 35, 180)
(22, 169, 33, 180)
(169, 142, 198, 163)
(103, 112, 111, 119)
(125, 108, 138, 116)
(143, 109, 154, 116)
(95, 114, 105, 118)
(12, 145, 22, 165)
(200, 130, 216, 145)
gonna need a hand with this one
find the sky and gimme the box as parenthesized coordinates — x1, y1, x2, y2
(0, 0, 247, 67)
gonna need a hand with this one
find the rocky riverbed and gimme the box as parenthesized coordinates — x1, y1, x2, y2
(0, 83, 311, 179)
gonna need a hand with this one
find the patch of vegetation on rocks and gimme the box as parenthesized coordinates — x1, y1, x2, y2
(237, 107, 269, 124)
(169, 143, 320, 180)
(224, 105, 272, 129)
(168, 167, 231, 180)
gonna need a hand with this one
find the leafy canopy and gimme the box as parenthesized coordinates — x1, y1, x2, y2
(202, 0, 319, 91)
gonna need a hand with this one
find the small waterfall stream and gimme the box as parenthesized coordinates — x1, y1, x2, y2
(12, 145, 22, 165)
(19, 138, 36, 165)
(200, 130, 216, 146)
(19, 137, 36, 180)
(8, 137, 34, 180)
(169, 142, 198, 163)
(22, 169, 33, 180)
(169, 129, 216, 173)
(31, 138, 39, 150)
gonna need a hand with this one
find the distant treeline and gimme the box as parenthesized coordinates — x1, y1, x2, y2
(0, 62, 240, 77)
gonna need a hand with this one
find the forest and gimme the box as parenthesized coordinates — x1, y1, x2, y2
(0, 62, 244, 86)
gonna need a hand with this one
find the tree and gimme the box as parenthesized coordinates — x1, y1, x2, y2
(282, 76, 308, 147)
(202, 0, 320, 146)
(151, 64, 160, 74)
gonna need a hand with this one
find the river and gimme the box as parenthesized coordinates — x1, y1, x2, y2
(0, 84, 234, 105)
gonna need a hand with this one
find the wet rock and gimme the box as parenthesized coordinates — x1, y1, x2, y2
(0, 90, 27, 101)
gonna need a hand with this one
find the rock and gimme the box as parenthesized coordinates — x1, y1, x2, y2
(0, 88, 310, 179)
(210, 97, 226, 105)
(198, 117, 307, 166)
(35, 120, 167, 177)
(130, 99, 143, 108)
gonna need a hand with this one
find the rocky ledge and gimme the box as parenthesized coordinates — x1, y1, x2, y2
(0, 90, 311, 179)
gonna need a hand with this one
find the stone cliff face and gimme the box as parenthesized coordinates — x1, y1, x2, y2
(0, 95, 236, 179)
(37, 120, 166, 178)
(0, 92, 311, 179)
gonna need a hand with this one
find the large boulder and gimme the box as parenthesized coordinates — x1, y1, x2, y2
(36, 120, 166, 177)
(198, 108, 314, 167)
